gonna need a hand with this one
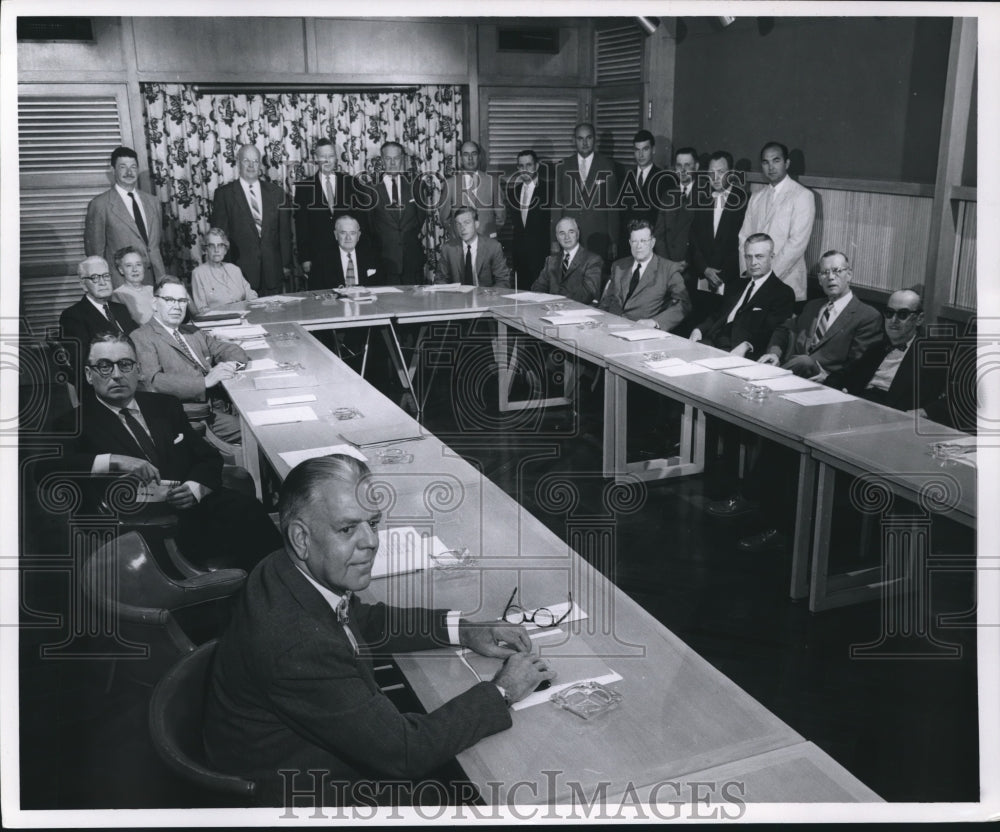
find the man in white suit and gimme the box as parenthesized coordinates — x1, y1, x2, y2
(85, 146, 166, 286)
(737, 141, 815, 303)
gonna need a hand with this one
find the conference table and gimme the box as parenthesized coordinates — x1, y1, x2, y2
(217, 315, 883, 805)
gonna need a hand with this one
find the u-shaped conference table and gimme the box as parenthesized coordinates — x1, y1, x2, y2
(209, 283, 974, 805)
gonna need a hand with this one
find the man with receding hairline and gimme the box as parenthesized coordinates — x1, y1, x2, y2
(439, 140, 505, 242)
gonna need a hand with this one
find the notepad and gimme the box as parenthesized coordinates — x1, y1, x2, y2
(279, 444, 368, 467)
(246, 406, 318, 426)
(422, 283, 475, 293)
(649, 362, 712, 378)
(501, 291, 565, 302)
(372, 527, 453, 579)
(540, 312, 602, 325)
(338, 423, 425, 448)
(722, 363, 792, 381)
(266, 393, 317, 406)
(781, 388, 856, 406)
(248, 294, 303, 305)
(758, 375, 822, 392)
(240, 339, 271, 351)
(610, 328, 670, 341)
(243, 358, 281, 372)
(211, 324, 268, 339)
(693, 355, 757, 370)
(253, 374, 318, 390)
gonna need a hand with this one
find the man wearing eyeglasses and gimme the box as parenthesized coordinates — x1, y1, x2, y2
(131, 278, 248, 445)
(59, 256, 139, 382)
(41, 332, 281, 571)
(759, 250, 882, 380)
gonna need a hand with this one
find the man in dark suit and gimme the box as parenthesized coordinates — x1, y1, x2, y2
(552, 123, 619, 264)
(294, 138, 368, 291)
(689, 234, 794, 358)
(505, 149, 553, 287)
(652, 146, 698, 264)
(760, 249, 883, 379)
(211, 144, 293, 295)
(598, 219, 691, 333)
(59, 256, 139, 382)
(204, 455, 554, 806)
(435, 207, 511, 288)
(531, 217, 602, 305)
(44, 332, 280, 571)
(84, 146, 165, 285)
(438, 140, 505, 242)
(687, 150, 749, 319)
(318, 215, 381, 290)
(618, 130, 667, 256)
(363, 141, 426, 285)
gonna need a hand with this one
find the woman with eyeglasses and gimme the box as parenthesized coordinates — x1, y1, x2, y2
(191, 227, 259, 313)
(110, 245, 155, 325)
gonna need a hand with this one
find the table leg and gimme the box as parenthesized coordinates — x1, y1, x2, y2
(808, 462, 837, 611)
(240, 415, 263, 501)
(383, 323, 419, 418)
(790, 453, 816, 600)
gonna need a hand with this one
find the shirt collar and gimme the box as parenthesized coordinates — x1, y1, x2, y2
(96, 394, 139, 418)
(463, 236, 479, 253)
(292, 560, 348, 615)
(154, 315, 179, 334)
(114, 183, 136, 200)
(828, 289, 854, 314)
(563, 244, 580, 262)
(84, 294, 110, 313)
(769, 175, 790, 196)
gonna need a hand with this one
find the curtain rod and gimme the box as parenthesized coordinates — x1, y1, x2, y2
(192, 83, 422, 94)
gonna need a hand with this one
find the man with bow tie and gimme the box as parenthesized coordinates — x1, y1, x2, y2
(205, 454, 554, 806)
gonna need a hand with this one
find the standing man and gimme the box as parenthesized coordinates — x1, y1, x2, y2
(294, 138, 365, 291)
(531, 217, 602, 305)
(435, 207, 511, 288)
(439, 140, 505, 242)
(553, 123, 619, 265)
(326, 215, 381, 289)
(618, 130, 665, 256)
(652, 146, 699, 264)
(85, 146, 165, 285)
(211, 144, 293, 296)
(599, 219, 690, 333)
(738, 141, 816, 303)
(366, 141, 425, 285)
(505, 149, 552, 287)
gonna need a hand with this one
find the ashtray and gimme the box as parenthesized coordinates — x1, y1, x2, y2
(331, 407, 364, 421)
(375, 447, 414, 464)
(738, 382, 770, 401)
(549, 681, 622, 720)
(428, 547, 477, 571)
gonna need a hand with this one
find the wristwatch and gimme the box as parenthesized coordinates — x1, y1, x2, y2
(494, 683, 513, 708)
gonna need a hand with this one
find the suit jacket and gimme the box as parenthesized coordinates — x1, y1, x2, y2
(132, 319, 248, 404)
(324, 247, 383, 290)
(211, 179, 293, 293)
(360, 174, 425, 284)
(598, 254, 691, 333)
(58, 296, 139, 380)
(619, 165, 668, 242)
(768, 294, 883, 376)
(505, 175, 553, 285)
(738, 177, 816, 301)
(435, 235, 511, 288)
(84, 187, 166, 285)
(696, 273, 794, 356)
(531, 247, 602, 305)
(688, 185, 749, 293)
(552, 153, 620, 261)
(650, 179, 696, 263)
(439, 172, 506, 241)
(293, 172, 370, 290)
(204, 550, 511, 805)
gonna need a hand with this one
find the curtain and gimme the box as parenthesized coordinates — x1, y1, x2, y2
(141, 83, 464, 279)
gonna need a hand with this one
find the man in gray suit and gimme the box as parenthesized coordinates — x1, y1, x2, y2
(438, 140, 505, 242)
(85, 146, 165, 286)
(435, 207, 511, 288)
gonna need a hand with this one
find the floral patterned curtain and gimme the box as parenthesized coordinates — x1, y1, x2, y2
(141, 83, 463, 279)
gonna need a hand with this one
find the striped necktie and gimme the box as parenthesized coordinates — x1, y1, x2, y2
(101, 303, 124, 333)
(810, 302, 835, 348)
(561, 252, 570, 279)
(345, 254, 357, 287)
(171, 328, 208, 374)
(248, 184, 263, 236)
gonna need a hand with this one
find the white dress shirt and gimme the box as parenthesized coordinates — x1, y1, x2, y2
(114, 183, 148, 229)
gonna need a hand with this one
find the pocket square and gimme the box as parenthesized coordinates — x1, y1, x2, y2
(751, 307, 763, 312)
(173, 433, 184, 444)
(366, 269, 377, 277)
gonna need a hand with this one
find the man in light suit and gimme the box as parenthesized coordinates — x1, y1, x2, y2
(760, 249, 882, 379)
(85, 146, 165, 286)
(211, 144, 293, 296)
(294, 138, 368, 291)
(439, 140, 505, 242)
(363, 141, 425, 285)
(435, 207, 511, 288)
(505, 149, 553, 287)
(204, 454, 554, 806)
(737, 141, 816, 303)
(552, 123, 620, 264)
(131, 278, 248, 445)
(598, 219, 691, 333)
(42, 332, 280, 571)
(531, 217, 602, 305)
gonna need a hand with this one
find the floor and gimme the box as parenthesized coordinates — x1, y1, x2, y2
(17, 334, 979, 809)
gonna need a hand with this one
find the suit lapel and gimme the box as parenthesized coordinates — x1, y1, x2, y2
(156, 323, 205, 370)
(88, 397, 149, 461)
(109, 190, 143, 240)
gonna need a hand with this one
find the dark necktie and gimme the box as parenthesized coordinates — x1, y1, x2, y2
(345, 254, 357, 286)
(561, 252, 570, 279)
(464, 244, 477, 286)
(101, 303, 123, 333)
(625, 263, 642, 303)
(128, 192, 148, 245)
(390, 176, 399, 207)
(727, 279, 756, 324)
(118, 407, 160, 468)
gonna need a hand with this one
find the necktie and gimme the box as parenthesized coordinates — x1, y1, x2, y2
(713, 192, 725, 236)
(638, 168, 646, 188)
(464, 244, 475, 285)
(727, 279, 756, 324)
(335, 591, 360, 654)
(579, 157, 590, 183)
(520, 183, 531, 227)
(101, 303, 123, 333)
(171, 328, 208, 374)
(625, 263, 642, 303)
(561, 252, 571, 279)
(345, 254, 356, 286)
(248, 184, 262, 236)
(128, 192, 148, 245)
(390, 176, 399, 207)
(810, 302, 834, 348)
(323, 175, 336, 212)
(763, 186, 775, 217)
(118, 407, 160, 468)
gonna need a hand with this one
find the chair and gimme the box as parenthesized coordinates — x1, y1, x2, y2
(149, 640, 257, 799)
(82, 531, 246, 686)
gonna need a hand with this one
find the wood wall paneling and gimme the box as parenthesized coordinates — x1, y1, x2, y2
(17, 17, 126, 74)
(952, 200, 976, 309)
(477, 23, 583, 86)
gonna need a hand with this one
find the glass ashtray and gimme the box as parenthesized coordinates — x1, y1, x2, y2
(374, 447, 414, 464)
(428, 547, 478, 571)
(930, 441, 977, 462)
(550, 681, 622, 720)
(738, 382, 770, 401)
(331, 406, 364, 421)
(271, 331, 300, 343)
(643, 351, 668, 362)
(543, 302, 567, 313)
(576, 319, 601, 330)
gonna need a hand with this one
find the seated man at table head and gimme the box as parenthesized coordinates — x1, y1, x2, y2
(204, 454, 554, 806)
(130, 277, 248, 446)
(434, 206, 511, 288)
(531, 216, 602, 305)
(329, 214, 381, 289)
(758, 249, 882, 379)
(689, 233, 794, 358)
(40, 332, 280, 571)
(598, 218, 691, 332)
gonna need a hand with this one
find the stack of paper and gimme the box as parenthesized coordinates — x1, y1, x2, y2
(609, 328, 669, 341)
(279, 444, 368, 467)
(501, 291, 565, 302)
(540, 310, 602, 325)
(693, 355, 757, 370)
(422, 283, 475, 293)
(248, 295, 303, 306)
(245, 406, 318, 426)
(372, 527, 452, 578)
(253, 373, 318, 390)
(722, 363, 791, 381)
(648, 361, 712, 378)
(209, 324, 269, 341)
(781, 388, 856, 406)
(758, 375, 822, 392)
(338, 423, 425, 448)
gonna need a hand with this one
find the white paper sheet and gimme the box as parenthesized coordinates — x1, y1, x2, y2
(722, 363, 792, 380)
(610, 328, 670, 341)
(781, 388, 857, 406)
(693, 355, 757, 369)
(758, 375, 823, 391)
(243, 358, 280, 372)
(649, 362, 713, 378)
(266, 393, 317, 406)
(245, 406, 318, 426)
(540, 312, 603, 325)
(240, 339, 270, 351)
(421, 283, 475, 293)
(210, 324, 268, 339)
(501, 291, 565, 302)
(372, 527, 453, 578)
(365, 286, 404, 294)
(248, 294, 303, 305)
(643, 357, 686, 369)
(513, 671, 623, 711)
(279, 444, 368, 467)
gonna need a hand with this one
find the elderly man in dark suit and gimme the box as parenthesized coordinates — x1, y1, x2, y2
(505, 149, 553, 287)
(84, 146, 165, 285)
(531, 217, 602, 305)
(435, 207, 511, 288)
(598, 219, 691, 333)
(318, 215, 381, 290)
(42, 332, 280, 571)
(204, 454, 554, 806)
(211, 144, 293, 295)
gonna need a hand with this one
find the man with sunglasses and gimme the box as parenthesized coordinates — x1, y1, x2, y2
(42, 332, 280, 571)
(59, 256, 139, 381)
(131, 278, 248, 445)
